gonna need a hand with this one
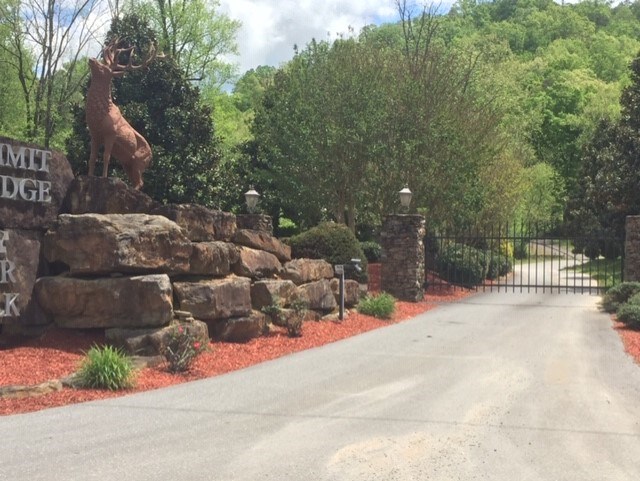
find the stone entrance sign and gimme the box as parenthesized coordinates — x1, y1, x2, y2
(0, 137, 73, 334)
(0, 137, 74, 230)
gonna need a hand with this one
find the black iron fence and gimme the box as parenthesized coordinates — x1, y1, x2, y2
(425, 224, 624, 294)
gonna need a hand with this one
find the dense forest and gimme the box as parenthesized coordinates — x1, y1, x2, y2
(2, 0, 640, 248)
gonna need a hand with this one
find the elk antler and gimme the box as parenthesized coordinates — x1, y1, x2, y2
(101, 38, 164, 76)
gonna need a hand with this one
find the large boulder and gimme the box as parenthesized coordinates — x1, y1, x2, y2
(189, 242, 239, 276)
(235, 214, 273, 234)
(34, 274, 173, 328)
(43, 213, 192, 275)
(233, 246, 282, 279)
(250, 279, 297, 310)
(0, 229, 49, 334)
(0, 137, 74, 231)
(152, 204, 237, 241)
(232, 229, 291, 262)
(63, 176, 159, 215)
(296, 279, 338, 312)
(281, 259, 334, 285)
(210, 311, 266, 342)
(330, 278, 361, 307)
(173, 277, 252, 321)
(105, 320, 209, 356)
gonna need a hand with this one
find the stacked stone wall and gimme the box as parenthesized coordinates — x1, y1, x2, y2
(380, 214, 426, 302)
(625, 216, 640, 282)
(1, 137, 361, 348)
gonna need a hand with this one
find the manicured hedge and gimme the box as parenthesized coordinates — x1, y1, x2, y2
(601, 282, 640, 313)
(288, 222, 368, 283)
(435, 243, 488, 288)
(360, 241, 382, 263)
(487, 253, 513, 280)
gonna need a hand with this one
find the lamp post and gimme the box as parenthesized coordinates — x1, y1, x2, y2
(399, 187, 412, 212)
(244, 187, 260, 213)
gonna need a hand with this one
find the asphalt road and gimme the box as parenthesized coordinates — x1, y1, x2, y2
(1, 291, 639, 480)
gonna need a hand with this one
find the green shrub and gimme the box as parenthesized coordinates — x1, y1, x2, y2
(261, 297, 285, 326)
(287, 299, 308, 337)
(616, 303, 640, 327)
(360, 241, 382, 263)
(513, 240, 529, 259)
(163, 324, 207, 373)
(435, 243, 488, 288)
(276, 216, 299, 238)
(76, 344, 135, 390)
(289, 222, 368, 283)
(601, 282, 640, 313)
(357, 292, 396, 319)
(628, 292, 640, 304)
(487, 253, 513, 280)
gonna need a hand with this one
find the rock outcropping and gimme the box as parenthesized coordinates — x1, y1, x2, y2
(1, 143, 364, 348)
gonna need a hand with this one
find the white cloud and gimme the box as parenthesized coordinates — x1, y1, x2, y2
(219, 0, 402, 75)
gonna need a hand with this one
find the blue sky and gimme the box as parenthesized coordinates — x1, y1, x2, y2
(218, 1, 594, 76)
(219, 1, 455, 75)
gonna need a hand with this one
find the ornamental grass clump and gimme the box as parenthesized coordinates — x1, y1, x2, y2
(76, 344, 135, 391)
(357, 292, 396, 320)
(163, 324, 207, 373)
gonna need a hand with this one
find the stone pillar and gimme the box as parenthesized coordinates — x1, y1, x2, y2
(380, 214, 426, 302)
(236, 214, 273, 235)
(625, 216, 640, 282)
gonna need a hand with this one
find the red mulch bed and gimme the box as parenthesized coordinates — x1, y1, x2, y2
(0, 272, 471, 416)
(614, 320, 640, 364)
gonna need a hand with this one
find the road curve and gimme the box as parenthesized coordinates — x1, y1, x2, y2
(1, 291, 639, 480)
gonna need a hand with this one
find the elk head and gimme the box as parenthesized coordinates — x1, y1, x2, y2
(88, 38, 162, 79)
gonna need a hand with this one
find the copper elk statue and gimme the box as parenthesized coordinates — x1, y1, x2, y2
(86, 40, 161, 190)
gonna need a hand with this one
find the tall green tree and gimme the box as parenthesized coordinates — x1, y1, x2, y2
(131, 0, 240, 85)
(0, 0, 109, 147)
(251, 4, 522, 232)
(0, 0, 27, 137)
(252, 38, 389, 231)
(567, 52, 640, 254)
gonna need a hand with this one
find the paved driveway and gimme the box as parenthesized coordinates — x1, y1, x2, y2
(1, 291, 639, 480)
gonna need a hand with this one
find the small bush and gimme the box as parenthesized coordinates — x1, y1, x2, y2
(261, 298, 285, 326)
(357, 292, 396, 319)
(289, 222, 368, 283)
(487, 253, 513, 280)
(76, 344, 135, 390)
(360, 241, 382, 263)
(435, 243, 488, 288)
(498, 240, 514, 259)
(601, 282, 640, 313)
(163, 324, 207, 373)
(616, 303, 640, 327)
(262, 297, 307, 337)
(513, 240, 529, 259)
(287, 299, 308, 337)
(276, 216, 299, 237)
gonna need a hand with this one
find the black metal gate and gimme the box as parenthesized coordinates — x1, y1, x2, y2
(425, 224, 624, 294)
